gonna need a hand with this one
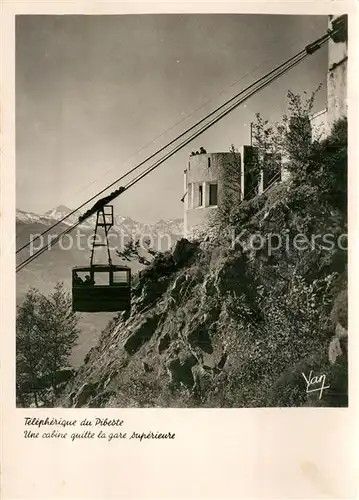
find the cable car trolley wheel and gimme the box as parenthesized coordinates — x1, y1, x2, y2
(72, 264, 131, 313)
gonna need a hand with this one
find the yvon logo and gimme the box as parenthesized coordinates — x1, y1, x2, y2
(302, 371, 330, 399)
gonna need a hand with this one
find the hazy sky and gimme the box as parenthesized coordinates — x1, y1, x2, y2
(16, 14, 328, 223)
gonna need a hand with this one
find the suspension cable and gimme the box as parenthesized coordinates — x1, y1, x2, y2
(16, 31, 332, 272)
(68, 33, 315, 204)
(14, 56, 309, 272)
(16, 43, 312, 255)
(123, 54, 310, 191)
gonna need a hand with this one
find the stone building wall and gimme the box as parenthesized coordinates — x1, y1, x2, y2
(310, 108, 329, 142)
(184, 152, 241, 237)
(308, 15, 347, 142)
(327, 14, 348, 129)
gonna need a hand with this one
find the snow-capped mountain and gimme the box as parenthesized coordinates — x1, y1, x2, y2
(44, 205, 83, 226)
(16, 209, 56, 226)
(16, 206, 80, 227)
(17, 206, 184, 239)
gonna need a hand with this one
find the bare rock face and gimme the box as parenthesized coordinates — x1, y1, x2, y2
(165, 352, 197, 388)
(328, 337, 343, 364)
(169, 273, 191, 302)
(172, 238, 198, 266)
(72, 382, 99, 408)
(330, 289, 347, 328)
(158, 333, 171, 353)
(124, 314, 161, 355)
(192, 364, 213, 394)
(328, 322, 348, 364)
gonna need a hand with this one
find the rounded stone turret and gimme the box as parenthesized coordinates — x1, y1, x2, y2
(183, 151, 242, 237)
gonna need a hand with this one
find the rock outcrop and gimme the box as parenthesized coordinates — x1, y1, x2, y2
(55, 228, 347, 409)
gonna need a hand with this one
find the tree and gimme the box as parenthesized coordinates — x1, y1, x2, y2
(252, 87, 321, 178)
(215, 88, 325, 231)
(218, 145, 243, 223)
(116, 237, 159, 266)
(16, 283, 79, 407)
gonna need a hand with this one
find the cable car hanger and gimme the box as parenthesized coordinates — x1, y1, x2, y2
(71, 203, 132, 313)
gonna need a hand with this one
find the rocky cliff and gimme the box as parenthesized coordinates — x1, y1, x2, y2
(56, 118, 348, 408)
(57, 230, 347, 408)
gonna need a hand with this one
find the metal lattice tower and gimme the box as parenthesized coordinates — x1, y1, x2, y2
(90, 205, 114, 266)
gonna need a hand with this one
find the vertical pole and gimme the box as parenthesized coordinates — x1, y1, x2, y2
(103, 207, 113, 266)
(250, 122, 253, 146)
(240, 146, 245, 201)
(104, 224, 112, 266)
(183, 168, 187, 237)
(90, 211, 99, 267)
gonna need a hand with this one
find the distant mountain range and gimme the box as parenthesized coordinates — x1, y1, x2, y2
(17, 205, 184, 237)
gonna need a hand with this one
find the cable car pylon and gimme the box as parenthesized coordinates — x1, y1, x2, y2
(72, 205, 132, 313)
(90, 205, 114, 267)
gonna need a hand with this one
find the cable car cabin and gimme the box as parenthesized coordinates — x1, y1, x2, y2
(72, 265, 131, 313)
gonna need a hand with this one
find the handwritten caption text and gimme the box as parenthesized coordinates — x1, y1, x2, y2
(23, 417, 176, 442)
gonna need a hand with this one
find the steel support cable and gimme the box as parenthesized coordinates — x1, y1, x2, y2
(124, 32, 332, 196)
(68, 34, 315, 204)
(16, 32, 332, 271)
(15, 52, 314, 272)
(122, 53, 310, 191)
(16, 46, 310, 255)
(16, 30, 333, 256)
(17, 164, 281, 273)
(16, 53, 309, 272)
(16, 222, 82, 272)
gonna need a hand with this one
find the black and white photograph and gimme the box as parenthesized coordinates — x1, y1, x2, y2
(15, 13, 348, 409)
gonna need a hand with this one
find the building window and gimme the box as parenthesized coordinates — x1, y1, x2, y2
(208, 157, 211, 168)
(198, 185, 203, 207)
(209, 183, 218, 206)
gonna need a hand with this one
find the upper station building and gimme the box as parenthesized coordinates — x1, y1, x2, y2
(184, 147, 258, 236)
